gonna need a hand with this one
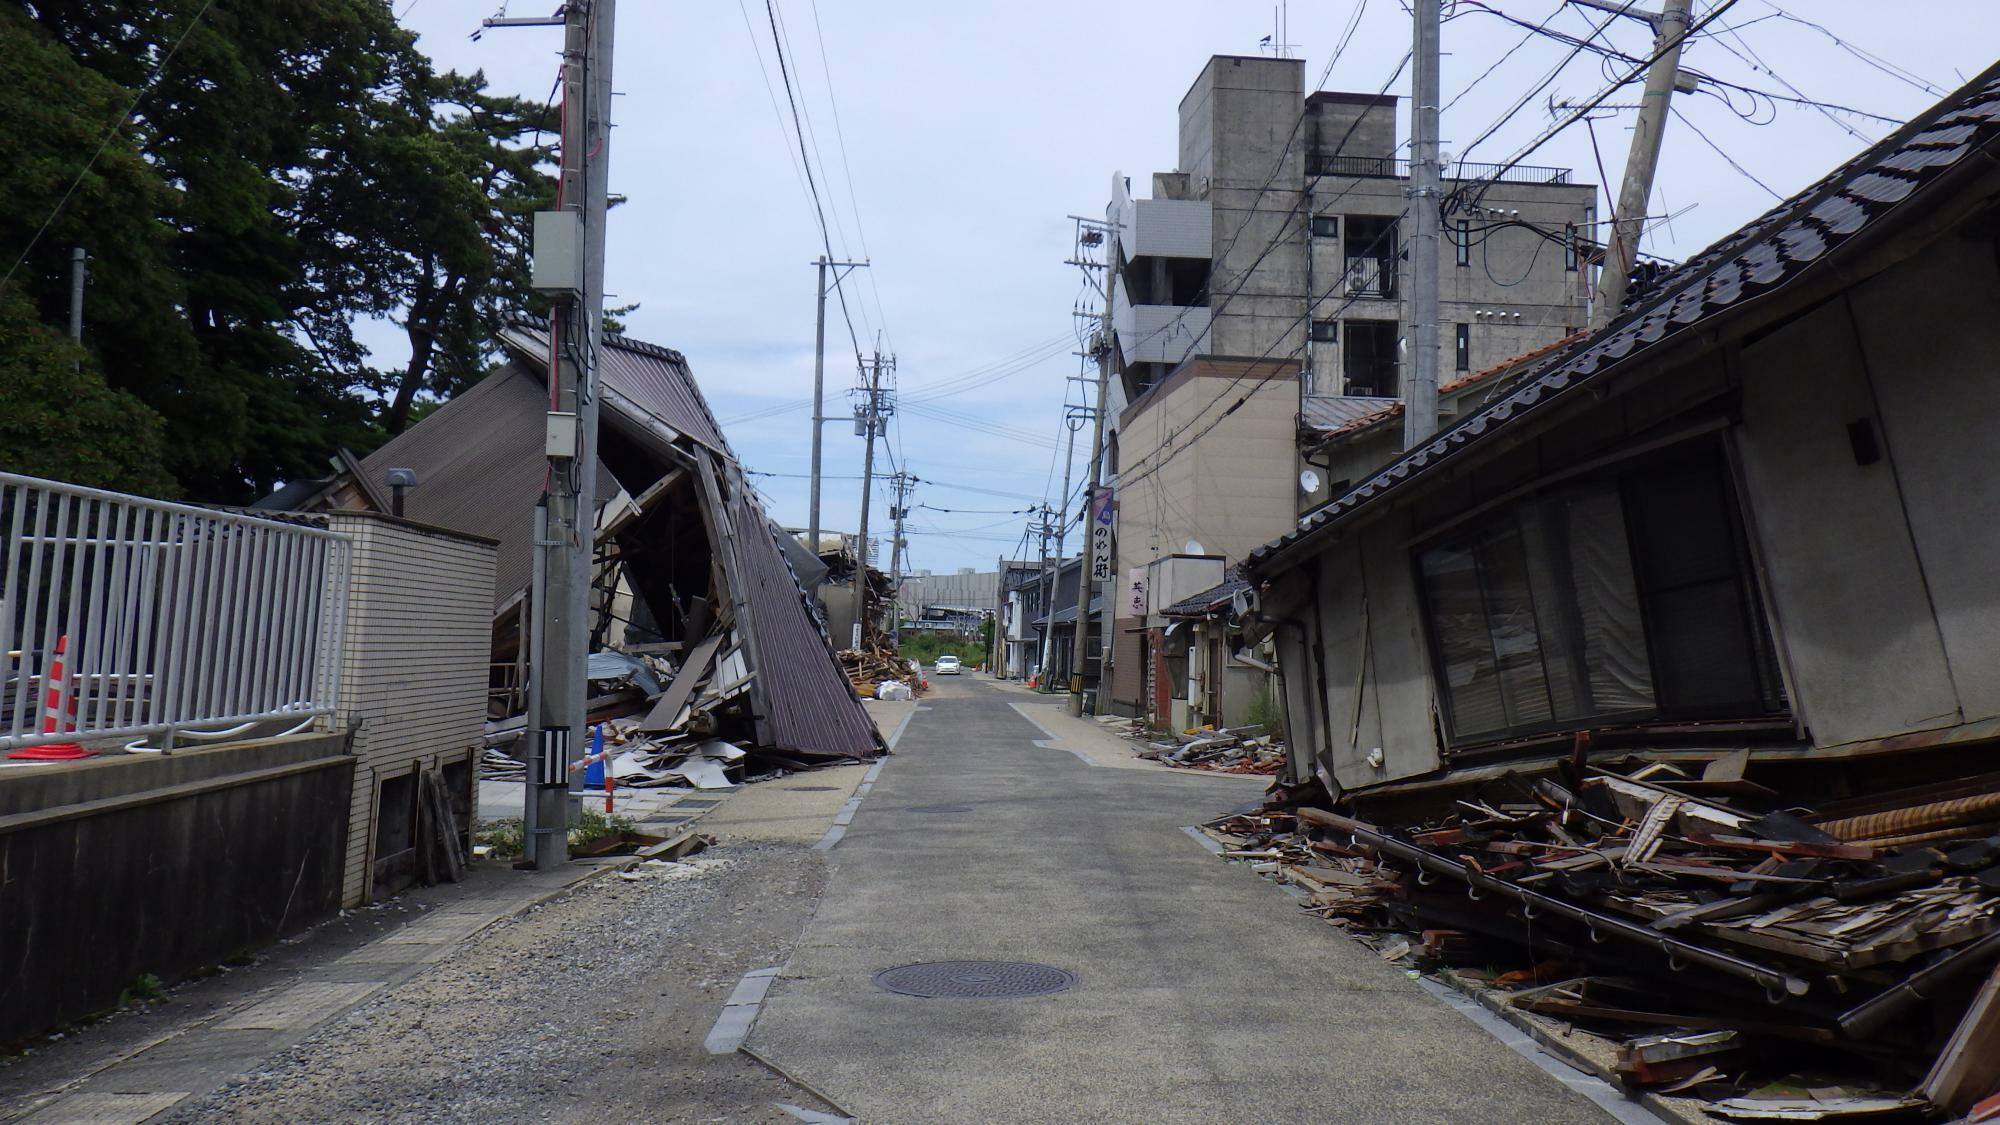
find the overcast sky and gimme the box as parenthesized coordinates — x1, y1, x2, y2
(385, 1, 2000, 574)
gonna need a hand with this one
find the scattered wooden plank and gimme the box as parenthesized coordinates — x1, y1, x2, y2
(1920, 961, 2000, 1114)
(639, 632, 724, 732)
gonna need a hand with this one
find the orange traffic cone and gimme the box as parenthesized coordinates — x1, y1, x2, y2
(9, 635, 92, 760)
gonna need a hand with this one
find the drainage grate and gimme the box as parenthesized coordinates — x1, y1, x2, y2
(788, 786, 839, 792)
(904, 804, 972, 814)
(873, 961, 1077, 999)
(675, 798, 723, 808)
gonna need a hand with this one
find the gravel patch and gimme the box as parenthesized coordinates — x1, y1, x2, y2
(164, 842, 834, 1124)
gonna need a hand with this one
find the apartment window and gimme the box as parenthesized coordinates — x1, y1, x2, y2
(1310, 319, 1339, 343)
(1454, 323, 1470, 371)
(1455, 219, 1471, 267)
(1342, 320, 1399, 397)
(1416, 444, 1785, 747)
(1310, 215, 1339, 239)
(1564, 222, 1579, 272)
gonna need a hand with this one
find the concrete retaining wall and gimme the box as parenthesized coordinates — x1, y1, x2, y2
(0, 733, 353, 1043)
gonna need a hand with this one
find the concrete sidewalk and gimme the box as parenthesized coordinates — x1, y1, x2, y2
(2, 858, 630, 1125)
(748, 676, 1625, 1124)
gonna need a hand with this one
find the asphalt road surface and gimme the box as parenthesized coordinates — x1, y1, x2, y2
(153, 676, 1621, 1124)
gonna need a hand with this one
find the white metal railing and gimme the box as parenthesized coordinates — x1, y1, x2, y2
(0, 473, 352, 754)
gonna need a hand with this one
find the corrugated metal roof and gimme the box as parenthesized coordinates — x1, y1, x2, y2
(1253, 64, 2000, 575)
(726, 477, 882, 760)
(1300, 395, 1396, 434)
(502, 318, 732, 456)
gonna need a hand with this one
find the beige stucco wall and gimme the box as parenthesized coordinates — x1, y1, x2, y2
(329, 513, 497, 906)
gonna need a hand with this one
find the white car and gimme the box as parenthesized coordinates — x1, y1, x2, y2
(933, 655, 962, 675)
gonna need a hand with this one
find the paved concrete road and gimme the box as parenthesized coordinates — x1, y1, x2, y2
(750, 676, 1618, 1124)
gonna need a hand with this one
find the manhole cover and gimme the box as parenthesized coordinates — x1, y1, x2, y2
(675, 798, 722, 808)
(788, 786, 838, 792)
(905, 804, 972, 814)
(873, 961, 1077, 999)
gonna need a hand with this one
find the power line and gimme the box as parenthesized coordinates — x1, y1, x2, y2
(1754, 2, 1941, 97)
(1669, 104, 1781, 199)
(733, 0, 817, 224)
(761, 0, 865, 370)
(1445, 0, 1746, 216)
(803, 0, 896, 354)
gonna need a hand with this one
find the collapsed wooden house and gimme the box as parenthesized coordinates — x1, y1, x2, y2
(271, 318, 881, 764)
(1236, 62, 2000, 1115)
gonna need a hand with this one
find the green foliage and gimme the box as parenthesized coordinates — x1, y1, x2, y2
(0, 287, 174, 493)
(474, 811, 635, 858)
(569, 808, 636, 848)
(1247, 685, 1283, 734)
(475, 817, 525, 858)
(1, 3, 558, 501)
(898, 632, 988, 668)
(117, 972, 165, 1007)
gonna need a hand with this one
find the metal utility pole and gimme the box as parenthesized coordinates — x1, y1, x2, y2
(808, 257, 866, 556)
(1591, 0, 1693, 330)
(1404, 0, 1443, 449)
(506, 0, 617, 869)
(1067, 230, 1114, 716)
(849, 351, 894, 650)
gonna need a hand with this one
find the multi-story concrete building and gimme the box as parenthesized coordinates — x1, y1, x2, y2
(1099, 54, 1595, 720)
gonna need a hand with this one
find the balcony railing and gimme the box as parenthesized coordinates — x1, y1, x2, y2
(1308, 153, 1575, 185)
(1344, 256, 1395, 299)
(0, 473, 351, 754)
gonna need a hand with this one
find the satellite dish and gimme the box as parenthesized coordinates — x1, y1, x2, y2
(1299, 468, 1322, 494)
(1184, 539, 1205, 554)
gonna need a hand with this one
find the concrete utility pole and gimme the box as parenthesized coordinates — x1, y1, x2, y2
(992, 554, 1006, 677)
(1039, 410, 1086, 686)
(886, 471, 915, 634)
(808, 257, 866, 556)
(67, 247, 86, 372)
(849, 351, 894, 650)
(1062, 213, 1116, 715)
(1067, 286, 1113, 716)
(1029, 504, 1057, 685)
(1591, 0, 1694, 330)
(1404, 0, 1443, 449)
(511, 0, 616, 869)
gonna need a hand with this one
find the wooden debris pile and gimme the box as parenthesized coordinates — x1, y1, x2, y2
(482, 624, 834, 789)
(1200, 765, 2000, 1119)
(838, 631, 918, 699)
(1138, 726, 1284, 774)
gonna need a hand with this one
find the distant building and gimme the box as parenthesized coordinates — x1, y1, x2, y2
(1097, 54, 1596, 722)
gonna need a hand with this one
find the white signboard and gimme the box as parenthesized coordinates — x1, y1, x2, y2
(1124, 567, 1149, 616)
(1089, 488, 1115, 584)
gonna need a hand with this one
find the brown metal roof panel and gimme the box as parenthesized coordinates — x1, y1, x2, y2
(505, 319, 732, 457)
(725, 477, 882, 761)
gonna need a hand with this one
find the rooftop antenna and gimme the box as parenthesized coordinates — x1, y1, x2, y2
(1262, 4, 1299, 59)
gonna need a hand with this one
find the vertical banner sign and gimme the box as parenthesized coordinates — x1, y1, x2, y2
(1124, 567, 1149, 616)
(537, 726, 571, 787)
(1089, 488, 1115, 584)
